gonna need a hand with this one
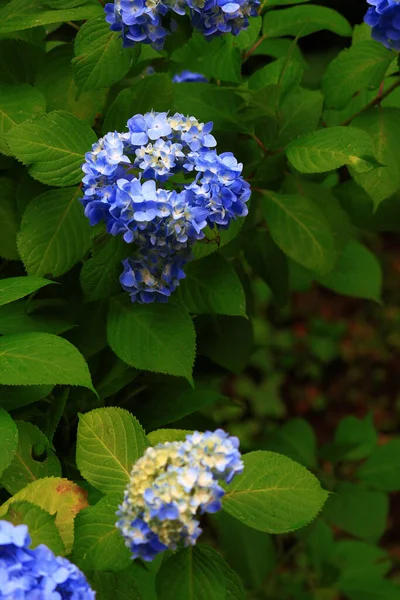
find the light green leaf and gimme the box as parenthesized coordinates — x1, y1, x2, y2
(317, 240, 382, 302)
(0, 332, 95, 392)
(80, 236, 127, 302)
(3, 501, 64, 554)
(262, 5, 352, 38)
(0, 477, 88, 553)
(18, 187, 91, 277)
(222, 450, 328, 533)
(322, 41, 393, 109)
(35, 45, 107, 124)
(73, 16, 137, 94)
(156, 546, 228, 600)
(107, 296, 196, 382)
(0, 177, 19, 260)
(72, 493, 131, 572)
(76, 407, 148, 494)
(287, 126, 378, 174)
(351, 108, 400, 209)
(261, 191, 336, 275)
(0, 276, 54, 308)
(6, 111, 97, 186)
(179, 254, 246, 316)
(1, 421, 61, 495)
(0, 0, 102, 33)
(357, 440, 400, 492)
(147, 429, 191, 445)
(0, 407, 18, 478)
(324, 482, 388, 542)
(91, 567, 143, 600)
(0, 83, 46, 154)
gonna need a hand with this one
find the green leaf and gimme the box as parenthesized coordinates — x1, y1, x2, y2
(133, 381, 226, 430)
(0, 276, 54, 308)
(261, 190, 337, 275)
(0, 332, 95, 392)
(192, 216, 246, 260)
(72, 493, 131, 572)
(357, 440, 400, 492)
(0, 83, 46, 154)
(156, 546, 229, 600)
(275, 87, 323, 147)
(0, 384, 53, 411)
(0, 177, 19, 260)
(91, 567, 143, 600)
(261, 0, 312, 6)
(35, 45, 107, 124)
(80, 236, 127, 302)
(18, 187, 91, 277)
(172, 34, 241, 83)
(76, 407, 148, 494)
(262, 5, 352, 38)
(222, 450, 328, 533)
(0, 299, 74, 337)
(73, 16, 137, 94)
(351, 108, 400, 209)
(215, 511, 276, 589)
(179, 254, 246, 317)
(324, 482, 388, 542)
(0, 0, 102, 33)
(107, 296, 196, 382)
(267, 418, 317, 469)
(0, 39, 44, 84)
(196, 315, 253, 373)
(322, 42, 393, 109)
(245, 230, 289, 308)
(172, 84, 243, 133)
(0, 477, 89, 553)
(234, 16, 262, 49)
(3, 501, 64, 554)
(0, 407, 18, 478)
(103, 74, 173, 134)
(286, 126, 378, 174)
(1, 421, 61, 495)
(316, 240, 382, 302)
(147, 429, 191, 445)
(6, 110, 97, 186)
(324, 414, 378, 462)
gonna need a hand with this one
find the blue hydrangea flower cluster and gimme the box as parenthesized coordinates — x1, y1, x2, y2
(365, 0, 400, 49)
(0, 520, 95, 599)
(81, 111, 250, 303)
(172, 70, 208, 83)
(116, 429, 243, 561)
(104, 0, 259, 50)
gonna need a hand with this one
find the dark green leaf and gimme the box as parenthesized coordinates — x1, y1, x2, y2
(0, 407, 18, 478)
(357, 440, 400, 492)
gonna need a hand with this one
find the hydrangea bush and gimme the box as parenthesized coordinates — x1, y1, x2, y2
(0, 0, 399, 598)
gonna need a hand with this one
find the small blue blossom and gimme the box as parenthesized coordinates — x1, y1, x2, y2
(0, 520, 95, 599)
(116, 429, 243, 561)
(172, 70, 209, 83)
(364, 0, 400, 49)
(80, 111, 250, 303)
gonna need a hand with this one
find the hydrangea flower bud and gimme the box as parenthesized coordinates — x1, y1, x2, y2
(172, 70, 209, 83)
(81, 112, 250, 303)
(116, 429, 243, 561)
(0, 520, 95, 599)
(364, 0, 400, 49)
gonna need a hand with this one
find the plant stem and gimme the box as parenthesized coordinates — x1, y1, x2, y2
(341, 78, 400, 126)
(66, 21, 80, 31)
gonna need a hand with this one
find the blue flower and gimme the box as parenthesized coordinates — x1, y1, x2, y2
(81, 111, 250, 304)
(116, 429, 243, 561)
(172, 70, 209, 83)
(0, 520, 95, 599)
(364, 0, 400, 49)
(104, 0, 260, 49)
